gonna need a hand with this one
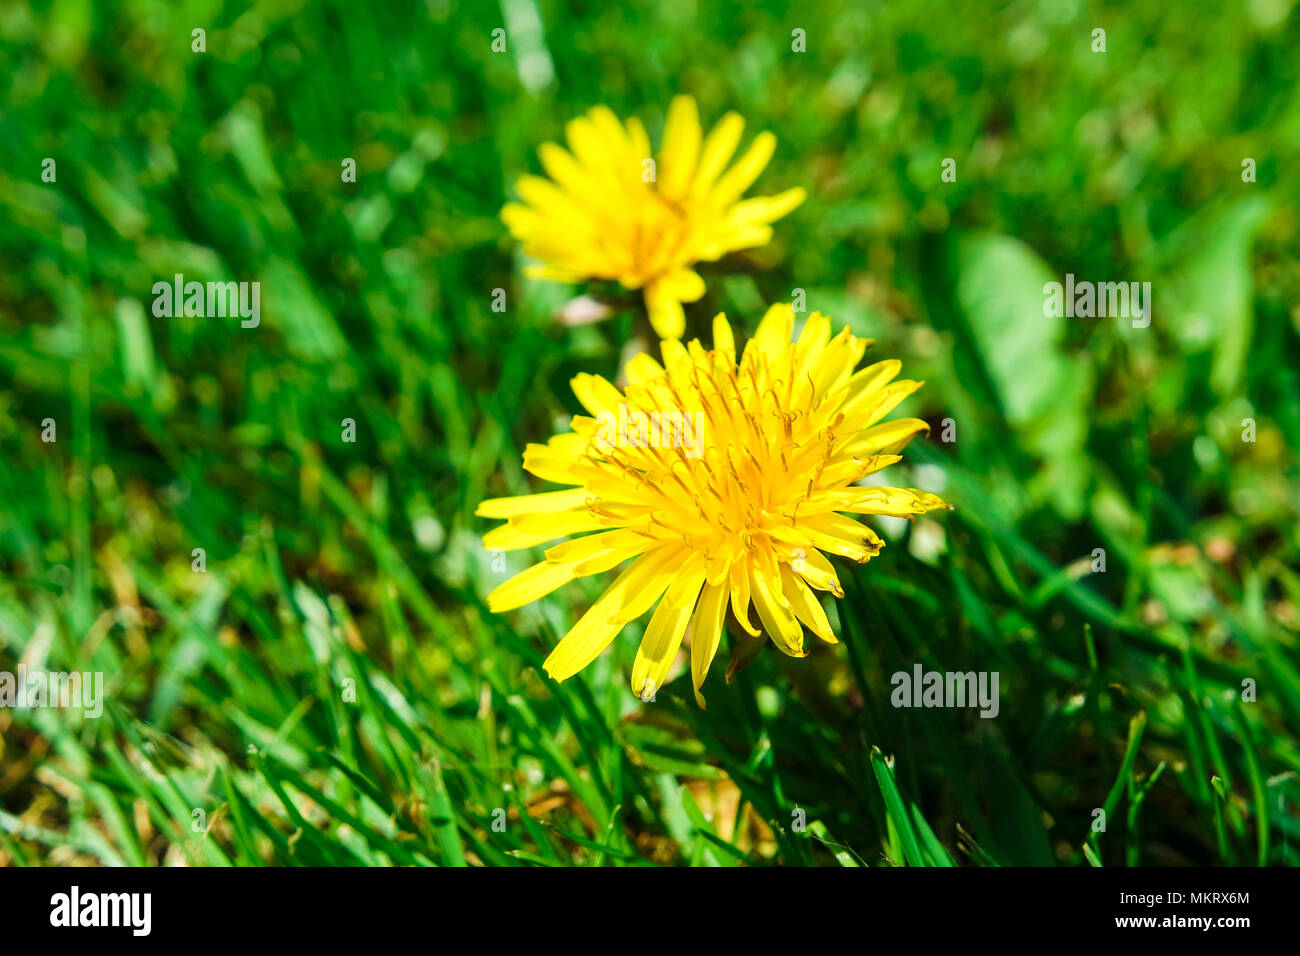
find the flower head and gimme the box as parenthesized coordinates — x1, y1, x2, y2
(478, 304, 949, 704)
(501, 96, 805, 340)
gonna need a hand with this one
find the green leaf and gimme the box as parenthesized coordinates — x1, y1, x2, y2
(1160, 197, 1270, 396)
(951, 232, 1092, 518)
(870, 748, 925, 867)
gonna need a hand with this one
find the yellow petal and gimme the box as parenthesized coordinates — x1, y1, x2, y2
(792, 512, 885, 563)
(631, 566, 705, 699)
(608, 546, 688, 624)
(842, 360, 902, 405)
(660, 267, 706, 303)
(545, 529, 650, 576)
(793, 548, 843, 597)
(626, 351, 666, 386)
(841, 379, 923, 429)
(779, 563, 837, 644)
(725, 187, 805, 226)
(538, 142, 589, 195)
(482, 509, 605, 552)
(487, 560, 576, 613)
(477, 488, 589, 519)
(565, 115, 612, 175)
(543, 547, 682, 681)
(588, 105, 633, 166)
(689, 581, 728, 706)
(840, 418, 931, 458)
(813, 486, 949, 517)
(729, 557, 760, 636)
(712, 312, 735, 359)
(544, 528, 644, 564)
(625, 117, 651, 164)
(747, 302, 795, 364)
(645, 280, 686, 340)
(663, 553, 708, 608)
(516, 175, 583, 218)
(749, 559, 805, 657)
(658, 95, 701, 200)
(692, 112, 744, 196)
(571, 372, 626, 418)
(711, 131, 776, 206)
(659, 337, 691, 373)
(522, 436, 589, 484)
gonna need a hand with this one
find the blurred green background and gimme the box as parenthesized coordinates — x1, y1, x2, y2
(2, 0, 1298, 866)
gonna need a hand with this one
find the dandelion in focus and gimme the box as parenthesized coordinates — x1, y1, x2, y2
(478, 304, 949, 704)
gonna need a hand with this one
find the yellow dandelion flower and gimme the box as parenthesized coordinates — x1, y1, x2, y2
(477, 304, 950, 705)
(501, 96, 806, 340)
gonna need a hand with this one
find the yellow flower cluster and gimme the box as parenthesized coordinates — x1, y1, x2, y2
(490, 100, 946, 702)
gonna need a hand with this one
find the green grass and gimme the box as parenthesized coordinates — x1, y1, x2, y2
(2, 0, 1299, 866)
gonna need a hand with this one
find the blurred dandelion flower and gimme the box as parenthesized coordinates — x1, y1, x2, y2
(501, 96, 805, 340)
(478, 304, 949, 704)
